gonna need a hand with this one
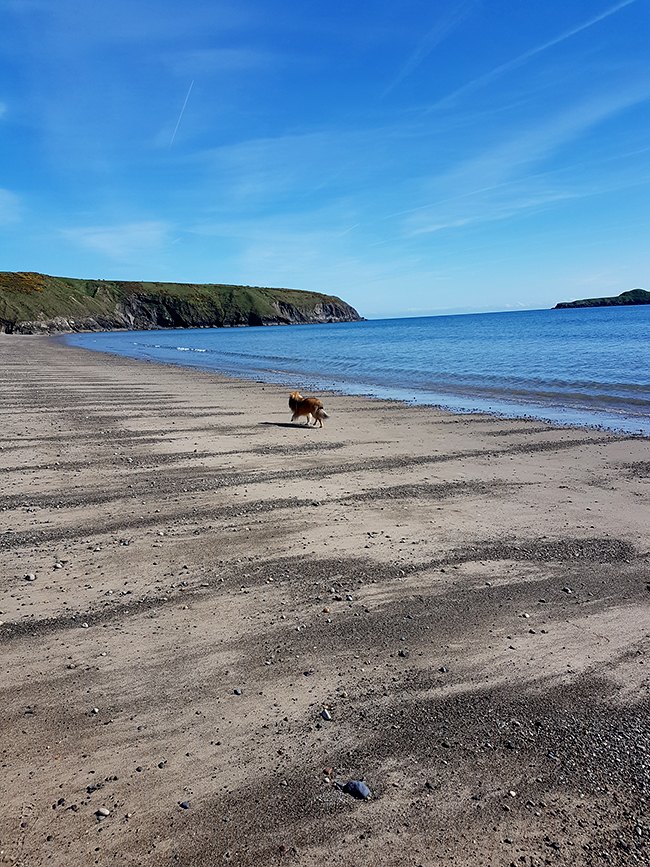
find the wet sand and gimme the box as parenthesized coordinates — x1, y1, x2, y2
(1, 334, 649, 866)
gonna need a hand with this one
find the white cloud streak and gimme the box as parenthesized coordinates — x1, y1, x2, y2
(169, 80, 194, 148)
(61, 221, 170, 259)
(429, 0, 640, 110)
(0, 188, 21, 223)
(382, 0, 477, 96)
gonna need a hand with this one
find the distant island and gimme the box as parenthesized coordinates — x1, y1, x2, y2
(554, 288, 650, 309)
(0, 272, 362, 334)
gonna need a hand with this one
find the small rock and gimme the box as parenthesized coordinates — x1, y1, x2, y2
(96, 807, 110, 817)
(321, 709, 332, 721)
(91, 707, 99, 714)
(234, 689, 242, 695)
(25, 574, 36, 582)
(82, 623, 89, 629)
(179, 801, 190, 809)
(343, 780, 371, 800)
(439, 666, 447, 673)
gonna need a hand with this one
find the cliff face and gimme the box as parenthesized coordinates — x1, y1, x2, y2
(555, 288, 650, 309)
(0, 272, 362, 333)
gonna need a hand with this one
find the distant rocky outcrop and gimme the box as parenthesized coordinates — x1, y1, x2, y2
(0, 272, 363, 334)
(555, 288, 650, 309)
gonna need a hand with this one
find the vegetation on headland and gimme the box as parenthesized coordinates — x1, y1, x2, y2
(0, 271, 363, 333)
(554, 288, 650, 309)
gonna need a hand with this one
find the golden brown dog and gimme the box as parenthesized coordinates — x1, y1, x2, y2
(289, 391, 329, 427)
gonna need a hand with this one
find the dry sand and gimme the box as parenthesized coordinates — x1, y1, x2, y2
(1, 334, 649, 867)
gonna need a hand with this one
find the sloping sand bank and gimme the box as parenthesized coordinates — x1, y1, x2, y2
(1, 335, 649, 866)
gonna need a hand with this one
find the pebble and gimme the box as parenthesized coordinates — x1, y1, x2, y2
(25, 574, 36, 582)
(82, 623, 89, 629)
(92, 708, 99, 714)
(54, 563, 63, 570)
(179, 801, 190, 809)
(96, 807, 110, 817)
(321, 709, 332, 721)
(343, 780, 371, 800)
(234, 689, 242, 695)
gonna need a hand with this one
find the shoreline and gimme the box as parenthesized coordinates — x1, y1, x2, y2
(57, 335, 650, 437)
(1, 335, 649, 866)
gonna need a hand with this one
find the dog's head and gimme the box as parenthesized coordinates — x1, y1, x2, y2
(289, 391, 303, 402)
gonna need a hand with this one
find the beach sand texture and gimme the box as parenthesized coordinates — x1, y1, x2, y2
(1, 334, 649, 866)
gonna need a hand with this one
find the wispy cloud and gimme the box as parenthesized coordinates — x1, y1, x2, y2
(441, 82, 650, 188)
(382, 0, 477, 97)
(169, 47, 280, 76)
(0, 188, 21, 223)
(61, 221, 170, 260)
(400, 80, 650, 235)
(429, 0, 640, 110)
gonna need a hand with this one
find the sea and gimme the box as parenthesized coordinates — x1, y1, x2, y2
(62, 306, 650, 436)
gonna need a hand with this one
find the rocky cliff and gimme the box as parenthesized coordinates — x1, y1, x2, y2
(0, 272, 363, 334)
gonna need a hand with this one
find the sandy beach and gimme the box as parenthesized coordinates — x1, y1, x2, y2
(1, 334, 649, 867)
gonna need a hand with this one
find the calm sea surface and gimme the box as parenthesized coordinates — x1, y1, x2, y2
(63, 306, 650, 435)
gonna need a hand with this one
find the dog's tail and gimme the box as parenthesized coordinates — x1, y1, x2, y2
(314, 407, 329, 420)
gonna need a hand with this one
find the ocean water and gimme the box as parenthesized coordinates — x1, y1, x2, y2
(62, 306, 650, 435)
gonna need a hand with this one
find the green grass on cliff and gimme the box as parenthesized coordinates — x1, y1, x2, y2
(555, 288, 650, 309)
(0, 271, 346, 328)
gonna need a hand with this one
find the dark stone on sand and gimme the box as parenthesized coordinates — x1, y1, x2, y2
(343, 780, 371, 800)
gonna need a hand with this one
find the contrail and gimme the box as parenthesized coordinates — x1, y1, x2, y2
(382, 0, 477, 97)
(428, 0, 639, 110)
(169, 80, 194, 148)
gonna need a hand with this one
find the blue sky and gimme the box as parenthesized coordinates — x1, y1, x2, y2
(1, 0, 648, 318)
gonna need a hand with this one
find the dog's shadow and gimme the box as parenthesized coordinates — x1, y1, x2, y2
(259, 422, 319, 429)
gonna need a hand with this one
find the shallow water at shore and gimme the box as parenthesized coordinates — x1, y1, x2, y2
(64, 305, 650, 434)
